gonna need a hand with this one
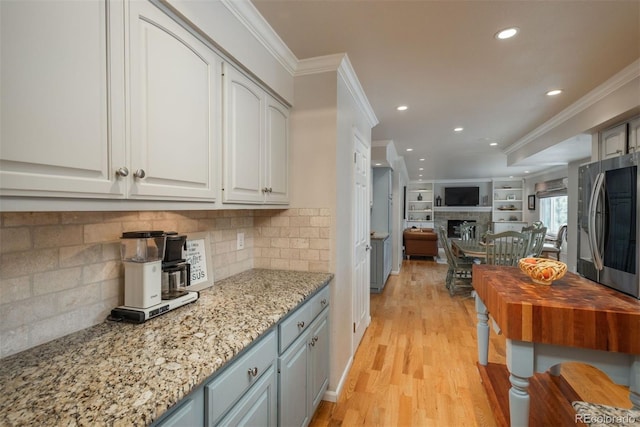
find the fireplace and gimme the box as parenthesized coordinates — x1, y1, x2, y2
(447, 219, 476, 238)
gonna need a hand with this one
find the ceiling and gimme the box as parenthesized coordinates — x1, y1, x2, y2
(251, 0, 640, 181)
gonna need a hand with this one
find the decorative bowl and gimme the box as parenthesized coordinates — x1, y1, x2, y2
(518, 257, 567, 285)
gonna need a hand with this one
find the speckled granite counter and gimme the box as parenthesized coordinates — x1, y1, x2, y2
(0, 269, 333, 426)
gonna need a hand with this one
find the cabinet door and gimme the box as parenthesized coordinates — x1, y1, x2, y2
(278, 334, 310, 427)
(218, 364, 277, 427)
(223, 65, 265, 203)
(264, 96, 289, 204)
(128, 0, 220, 201)
(628, 117, 640, 154)
(309, 311, 329, 413)
(155, 387, 204, 427)
(601, 123, 627, 160)
(0, 0, 126, 198)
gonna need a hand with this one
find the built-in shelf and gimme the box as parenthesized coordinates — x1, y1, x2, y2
(434, 206, 492, 212)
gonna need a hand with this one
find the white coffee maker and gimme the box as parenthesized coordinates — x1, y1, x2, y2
(121, 230, 166, 308)
(111, 230, 198, 323)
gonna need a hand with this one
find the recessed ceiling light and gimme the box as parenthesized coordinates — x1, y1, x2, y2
(495, 27, 519, 40)
(524, 170, 530, 174)
(546, 89, 563, 96)
(397, 105, 408, 111)
(489, 142, 498, 146)
(406, 148, 413, 152)
(454, 127, 464, 132)
(419, 158, 425, 161)
(375, 163, 382, 166)
(419, 174, 423, 177)
(419, 167, 424, 171)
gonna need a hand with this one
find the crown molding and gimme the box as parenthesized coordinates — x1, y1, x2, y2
(296, 54, 378, 128)
(504, 58, 640, 155)
(337, 54, 379, 128)
(295, 53, 346, 76)
(220, 0, 298, 76)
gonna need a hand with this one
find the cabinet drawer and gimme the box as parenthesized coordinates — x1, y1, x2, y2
(309, 286, 330, 322)
(278, 286, 330, 354)
(278, 302, 312, 354)
(206, 330, 276, 426)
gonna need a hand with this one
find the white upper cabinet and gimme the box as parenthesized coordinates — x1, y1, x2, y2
(0, 0, 126, 198)
(265, 97, 290, 203)
(600, 123, 627, 160)
(222, 64, 289, 204)
(628, 117, 640, 154)
(128, 0, 221, 201)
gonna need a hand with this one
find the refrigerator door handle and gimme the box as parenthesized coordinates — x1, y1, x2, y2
(588, 172, 605, 271)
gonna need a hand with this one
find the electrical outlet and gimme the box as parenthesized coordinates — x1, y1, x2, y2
(237, 232, 245, 250)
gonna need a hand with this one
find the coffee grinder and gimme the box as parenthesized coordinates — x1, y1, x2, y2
(110, 231, 198, 323)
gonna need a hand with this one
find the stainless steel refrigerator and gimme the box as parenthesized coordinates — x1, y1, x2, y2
(578, 152, 639, 298)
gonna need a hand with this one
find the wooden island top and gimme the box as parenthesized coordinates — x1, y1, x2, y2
(472, 264, 640, 354)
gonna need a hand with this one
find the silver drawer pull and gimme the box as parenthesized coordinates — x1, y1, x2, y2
(320, 299, 327, 306)
(247, 367, 258, 377)
(297, 321, 305, 329)
(309, 336, 319, 347)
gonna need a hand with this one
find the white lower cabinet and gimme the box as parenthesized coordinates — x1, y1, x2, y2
(278, 287, 330, 427)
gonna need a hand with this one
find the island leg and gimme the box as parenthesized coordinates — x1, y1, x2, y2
(475, 293, 489, 366)
(507, 340, 534, 427)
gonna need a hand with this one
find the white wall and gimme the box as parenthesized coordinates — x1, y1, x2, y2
(289, 67, 374, 399)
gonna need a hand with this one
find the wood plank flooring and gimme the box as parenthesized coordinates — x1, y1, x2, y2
(310, 258, 632, 426)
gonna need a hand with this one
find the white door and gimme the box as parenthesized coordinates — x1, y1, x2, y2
(0, 0, 126, 198)
(222, 65, 265, 203)
(352, 129, 371, 353)
(264, 96, 289, 204)
(128, 0, 220, 200)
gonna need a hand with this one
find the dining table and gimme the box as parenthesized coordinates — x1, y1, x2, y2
(450, 238, 486, 260)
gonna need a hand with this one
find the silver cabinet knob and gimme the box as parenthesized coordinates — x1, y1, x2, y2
(297, 321, 305, 329)
(268, 187, 273, 193)
(133, 169, 146, 179)
(116, 167, 129, 177)
(247, 367, 258, 377)
(320, 298, 327, 306)
(365, 245, 371, 251)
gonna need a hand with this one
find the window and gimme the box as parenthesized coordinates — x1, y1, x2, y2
(539, 195, 567, 235)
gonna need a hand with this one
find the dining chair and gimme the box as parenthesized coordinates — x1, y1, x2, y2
(541, 224, 567, 260)
(484, 230, 530, 266)
(521, 225, 547, 257)
(438, 226, 474, 296)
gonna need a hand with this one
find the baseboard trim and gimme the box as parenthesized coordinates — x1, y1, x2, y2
(322, 354, 354, 403)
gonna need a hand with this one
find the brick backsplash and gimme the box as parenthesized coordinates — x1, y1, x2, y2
(0, 208, 331, 358)
(254, 208, 332, 272)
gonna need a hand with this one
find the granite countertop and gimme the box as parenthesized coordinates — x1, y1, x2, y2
(0, 269, 333, 426)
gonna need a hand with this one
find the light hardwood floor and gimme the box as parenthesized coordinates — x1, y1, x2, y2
(310, 258, 632, 426)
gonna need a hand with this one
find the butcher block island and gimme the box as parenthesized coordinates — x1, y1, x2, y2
(472, 264, 640, 427)
(0, 269, 333, 426)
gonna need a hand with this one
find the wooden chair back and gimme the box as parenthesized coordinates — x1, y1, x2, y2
(484, 230, 530, 266)
(522, 226, 547, 257)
